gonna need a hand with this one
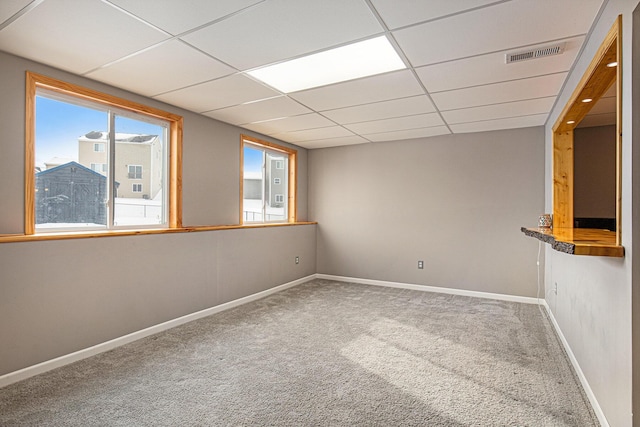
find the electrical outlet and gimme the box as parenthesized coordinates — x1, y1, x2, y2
(295, 256, 299, 264)
(418, 260, 424, 269)
(554, 282, 558, 295)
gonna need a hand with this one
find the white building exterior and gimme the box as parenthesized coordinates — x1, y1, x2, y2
(78, 131, 163, 199)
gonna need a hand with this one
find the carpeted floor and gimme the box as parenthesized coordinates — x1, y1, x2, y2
(0, 279, 598, 426)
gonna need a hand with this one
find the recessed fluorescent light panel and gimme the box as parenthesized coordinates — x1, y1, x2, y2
(247, 36, 406, 93)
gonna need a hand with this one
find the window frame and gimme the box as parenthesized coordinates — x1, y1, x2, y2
(25, 71, 183, 235)
(240, 134, 297, 224)
(132, 183, 143, 193)
(91, 163, 107, 174)
(128, 164, 143, 180)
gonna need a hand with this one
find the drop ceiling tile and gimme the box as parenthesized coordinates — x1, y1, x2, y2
(0, 0, 32, 23)
(577, 113, 616, 128)
(290, 70, 423, 112)
(345, 113, 443, 134)
(181, 0, 383, 70)
(295, 135, 369, 149)
(587, 96, 616, 115)
(87, 40, 234, 97)
(432, 73, 567, 111)
(364, 126, 451, 142)
(370, 0, 503, 29)
(154, 74, 279, 113)
(417, 36, 584, 93)
(243, 113, 335, 136)
(450, 114, 548, 133)
(108, 0, 262, 35)
(322, 95, 435, 124)
(393, 0, 603, 67)
(0, 0, 168, 74)
(273, 126, 354, 143)
(602, 83, 616, 97)
(442, 97, 555, 124)
(204, 96, 311, 125)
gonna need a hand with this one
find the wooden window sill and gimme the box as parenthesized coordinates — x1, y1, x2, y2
(521, 227, 624, 257)
(0, 222, 317, 244)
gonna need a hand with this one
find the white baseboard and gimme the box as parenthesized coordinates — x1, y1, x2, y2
(0, 274, 316, 389)
(540, 301, 609, 427)
(316, 274, 540, 305)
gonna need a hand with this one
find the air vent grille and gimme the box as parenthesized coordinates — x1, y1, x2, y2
(506, 43, 565, 64)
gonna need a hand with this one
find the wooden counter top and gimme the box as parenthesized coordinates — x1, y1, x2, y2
(521, 227, 624, 257)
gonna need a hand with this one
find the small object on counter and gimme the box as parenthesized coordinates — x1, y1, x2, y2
(538, 214, 552, 228)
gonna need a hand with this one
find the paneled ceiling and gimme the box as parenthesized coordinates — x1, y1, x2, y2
(0, 0, 605, 149)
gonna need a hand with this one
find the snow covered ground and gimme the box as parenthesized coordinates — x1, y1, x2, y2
(36, 197, 164, 229)
(36, 197, 286, 229)
(114, 197, 163, 225)
(243, 198, 286, 222)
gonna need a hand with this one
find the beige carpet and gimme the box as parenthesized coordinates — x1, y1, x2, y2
(0, 279, 598, 426)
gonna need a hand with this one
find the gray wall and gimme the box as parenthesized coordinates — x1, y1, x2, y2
(574, 125, 616, 219)
(543, 1, 636, 425)
(308, 127, 545, 297)
(0, 226, 316, 375)
(0, 51, 315, 376)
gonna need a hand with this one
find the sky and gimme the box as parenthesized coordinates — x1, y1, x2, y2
(35, 95, 164, 168)
(244, 145, 263, 175)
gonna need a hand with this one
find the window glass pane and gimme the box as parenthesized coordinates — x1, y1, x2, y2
(241, 136, 295, 224)
(35, 95, 109, 231)
(243, 145, 264, 222)
(265, 151, 287, 221)
(113, 115, 167, 227)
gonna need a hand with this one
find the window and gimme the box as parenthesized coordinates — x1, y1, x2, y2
(128, 165, 142, 179)
(91, 163, 107, 174)
(26, 72, 183, 234)
(241, 135, 296, 224)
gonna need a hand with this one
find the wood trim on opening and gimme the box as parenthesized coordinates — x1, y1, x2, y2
(551, 16, 622, 248)
(24, 72, 36, 235)
(25, 71, 183, 234)
(239, 139, 245, 225)
(615, 18, 623, 245)
(170, 118, 183, 228)
(553, 130, 574, 229)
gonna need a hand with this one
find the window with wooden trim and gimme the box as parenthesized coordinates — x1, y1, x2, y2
(26, 72, 183, 234)
(241, 135, 296, 224)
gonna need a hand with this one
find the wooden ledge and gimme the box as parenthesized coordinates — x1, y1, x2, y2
(521, 227, 624, 257)
(0, 222, 317, 244)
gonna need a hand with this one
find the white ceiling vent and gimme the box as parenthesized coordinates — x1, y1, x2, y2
(506, 43, 565, 64)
